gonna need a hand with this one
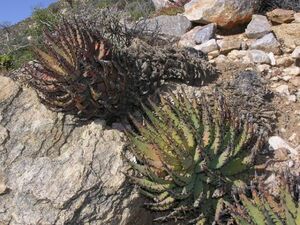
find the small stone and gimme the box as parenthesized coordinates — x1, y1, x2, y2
(247, 50, 271, 64)
(274, 84, 289, 95)
(281, 75, 292, 81)
(288, 95, 297, 102)
(214, 54, 228, 64)
(178, 26, 203, 47)
(208, 50, 220, 58)
(291, 46, 300, 59)
(257, 64, 271, 73)
(269, 136, 298, 155)
(264, 174, 276, 185)
(290, 77, 300, 87)
(274, 148, 289, 161)
(288, 133, 297, 142)
(217, 39, 241, 54)
(268, 52, 276, 66)
(270, 76, 280, 81)
(266, 9, 295, 24)
(245, 14, 272, 39)
(194, 39, 219, 53)
(194, 23, 216, 44)
(288, 160, 294, 168)
(250, 33, 281, 55)
(282, 47, 293, 54)
(284, 66, 300, 76)
(295, 13, 300, 23)
(227, 50, 248, 60)
(276, 56, 294, 67)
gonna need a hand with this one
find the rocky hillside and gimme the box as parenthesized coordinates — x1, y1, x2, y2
(0, 0, 299, 225)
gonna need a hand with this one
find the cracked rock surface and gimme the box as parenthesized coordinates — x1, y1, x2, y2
(0, 76, 152, 225)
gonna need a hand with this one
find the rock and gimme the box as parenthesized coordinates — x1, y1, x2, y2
(274, 84, 289, 96)
(281, 75, 292, 82)
(272, 23, 300, 49)
(268, 52, 276, 66)
(288, 94, 297, 102)
(184, 0, 258, 29)
(245, 15, 272, 39)
(208, 50, 220, 60)
(217, 38, 242, 54)
(257, 64, 271, 73)
(247, 50, 271, 64)
(194, 39, 219, 53)
(269, 136, 298, 155)
(145, 15, 192, 37)
(266, 9, 295, 24)
(178, 26, 203, 47)
(0, 170, 7, 195)
(151, 0, 169, 10)
(214, 54, 228, 64)
(227, 50, 248, 60)
(292, 46, 300, 59)
(290, 77, 300, 87)
(250, 33, 281, 55)
(194, 23, 216, 44)
(295, 13, 300, 23)
(284, 66, 300, 76)
(151, 0, 189, 10)
(276, 56, 294, 67)
(0, 76, 152, 225)
(274, 148, 289, 161)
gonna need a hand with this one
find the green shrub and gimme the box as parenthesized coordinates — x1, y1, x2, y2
(0, 54, 14, 71)
(9, 47, 34, 69)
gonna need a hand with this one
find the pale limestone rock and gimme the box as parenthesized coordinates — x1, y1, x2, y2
(144, 15, 192, 37)
(247, 50, 271, 64)
(245, 15, 272, 39)
(292, 46, 300, 59)
(194, 39, 219, 53)
(184, 0, 258, 29)
(266, 9, 295, 24)
(272, 23, 300, 49)
(0, 76, 152, 225)
(250, 33, 281, 55)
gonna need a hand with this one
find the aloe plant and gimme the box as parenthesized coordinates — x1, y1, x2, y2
(230, 180, 300, 225)
(126, 89, 264, 224)
(25, 18, 217, 120)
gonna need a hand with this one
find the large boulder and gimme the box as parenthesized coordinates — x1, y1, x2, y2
(144, 15, 192, 37)
(0, 76, 152, 225)
(184, 0, 259, 29)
